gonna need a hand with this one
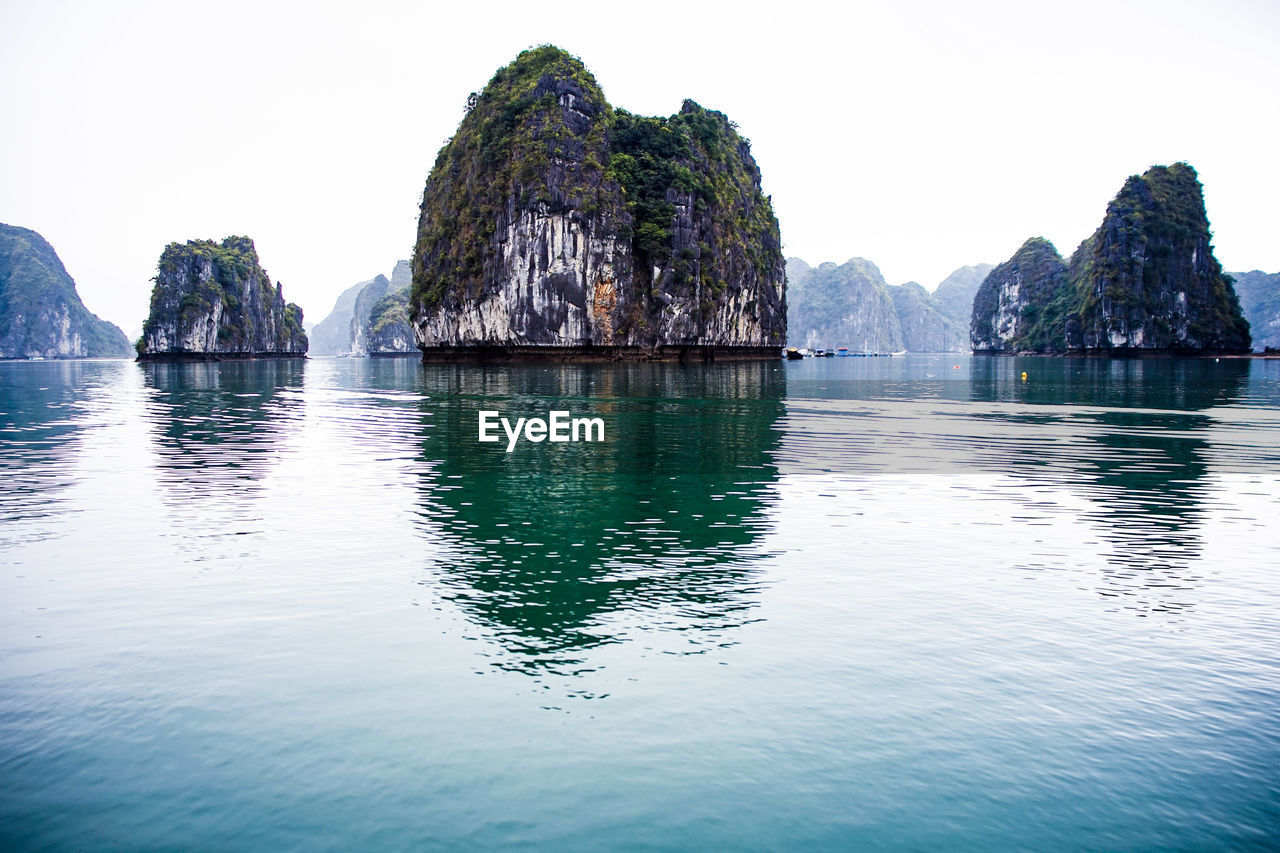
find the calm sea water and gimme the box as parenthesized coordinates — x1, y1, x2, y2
(2, 354, 1279, 850)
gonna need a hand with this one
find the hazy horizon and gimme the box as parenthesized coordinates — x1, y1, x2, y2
(2, 0, 1277, 338)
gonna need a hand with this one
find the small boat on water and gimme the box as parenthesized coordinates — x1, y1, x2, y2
(836, 347, 849, 357)
(785, 347, 804, 360)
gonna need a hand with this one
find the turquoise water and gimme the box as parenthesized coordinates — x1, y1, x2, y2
(2, 355, 1279, 850)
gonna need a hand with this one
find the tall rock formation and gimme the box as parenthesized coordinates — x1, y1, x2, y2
(0, 224, 132, 358)
(411, 46, 785, 360)
(932, 263, 994, 331)
(785, 258, 812, 293)
(309, 280, 367, 356)
(787, 258, 903, 352)
(970, 238, 1070, 352)
(137, 236, 308, 359)
(357, 260, 415, 355)
(313, 261, 416, 356)
(972, 164, 1250, 354)
(1228, 270, 1280, 351)
(889, 281, 967, 352)
(1072, 163, 1248, 352)
(390, 258, 410, 291)
(350, 274, 392, 356)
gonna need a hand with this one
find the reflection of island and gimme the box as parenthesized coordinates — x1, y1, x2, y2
(968, 356, 1249, 411)
(413, 362, 785, 675)
(141, 360, 304, 504)
(969, 357, 1248, 615)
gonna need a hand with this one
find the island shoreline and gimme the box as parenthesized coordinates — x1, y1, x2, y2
(416, 345, 782, 364)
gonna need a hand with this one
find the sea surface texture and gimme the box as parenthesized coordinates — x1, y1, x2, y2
(2, 355, 1278, 850)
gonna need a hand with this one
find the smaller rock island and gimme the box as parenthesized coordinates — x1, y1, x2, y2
(970, 163, 1251, 355)
(137, 236, 308, 360)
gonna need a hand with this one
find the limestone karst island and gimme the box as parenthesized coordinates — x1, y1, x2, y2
(408, 46, 786, 362)
(135, 236, 308, 360)
(970, 163, 1251, 355)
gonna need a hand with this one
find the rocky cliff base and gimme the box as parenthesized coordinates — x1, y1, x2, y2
(418, 344, 781, 363)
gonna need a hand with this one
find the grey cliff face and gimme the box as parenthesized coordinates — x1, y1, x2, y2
(138, 236, 307, 358)
(390, 260, 411, 291)
(889, 282, 966, 352)
(932, 263, 994, 331)
(350, 275, 391, 356)
(2, 300, 87, 360)
(0, 223, 132, 358)
(417, 206, 635, 348)
(314, 261, 416, 357)
(785, 257, 987, 353)
(1228, 270, 1280, 351)
(348, 265, 415, 356)
(309, 280, 367, 356)
(787, 258, 904, 352)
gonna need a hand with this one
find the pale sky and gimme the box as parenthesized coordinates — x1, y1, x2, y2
(2, 0, 1277, 338)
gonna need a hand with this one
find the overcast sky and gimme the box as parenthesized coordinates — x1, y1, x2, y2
(2, 0, 1277, 336)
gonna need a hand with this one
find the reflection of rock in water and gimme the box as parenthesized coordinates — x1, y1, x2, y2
(969, 357, 1247, 616)
(413, 362, 785, 675)
(1079, 409, 1214, 614)
(0, 361, 101, 545)
(141, 360, 304, 505)
(969, 356, 1249, 411)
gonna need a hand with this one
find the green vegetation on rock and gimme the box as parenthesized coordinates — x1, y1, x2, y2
(370, 289, 409, 335)
(608, 101, 779, 291)
(0, 223, 132, 358)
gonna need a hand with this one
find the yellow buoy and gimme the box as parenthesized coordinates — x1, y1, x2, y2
(1021, 371, 1028, 382)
